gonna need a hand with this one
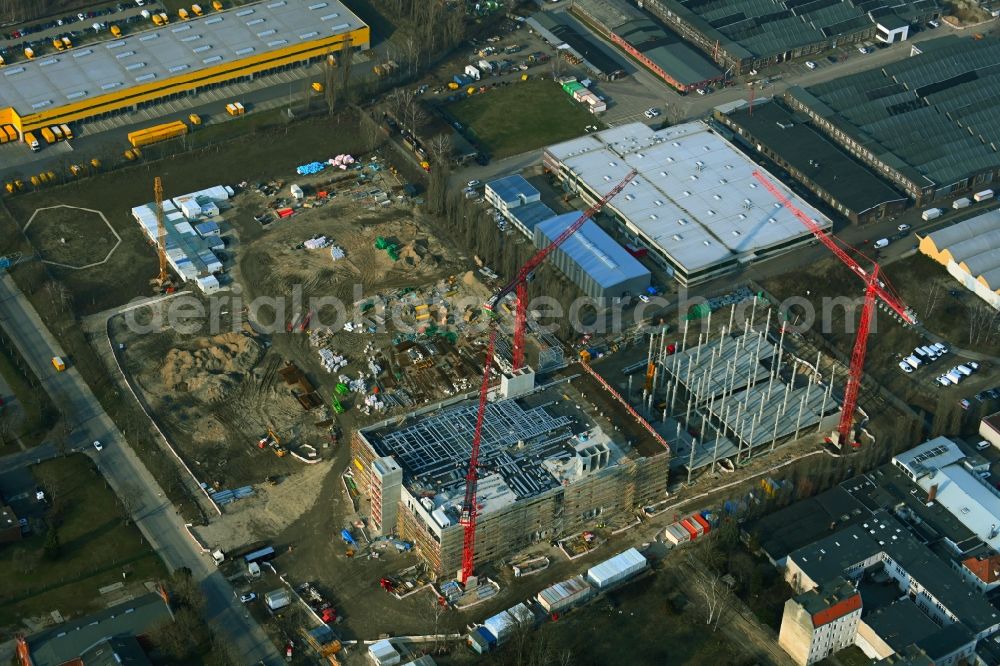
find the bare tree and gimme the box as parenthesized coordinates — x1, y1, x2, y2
(685, 552, 732, 630)
(968, 303, 1000, 346)
(324, 51, 340, 114)
(428, 134, 453, 166)
(119, 482, 141, 526)
(385, 89, 414, 124)
(924, 280, 944, 320)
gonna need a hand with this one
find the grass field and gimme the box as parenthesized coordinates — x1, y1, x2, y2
(0, 327, 56, 451)
(23, 205, 118, 267)
(0, 454, 165, 629)
(447, 79, 602, 159)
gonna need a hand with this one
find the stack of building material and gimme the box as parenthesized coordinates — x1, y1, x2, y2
(330, 246, 345, 261)
(319, 349, 347, 373)
(304, 236, 330, 250)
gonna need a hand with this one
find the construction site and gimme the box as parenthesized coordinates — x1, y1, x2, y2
(352, 367, 670, 578)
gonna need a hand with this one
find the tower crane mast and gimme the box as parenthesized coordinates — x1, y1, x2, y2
(751, 171, 915, 447)
(459, 169, 637, 584)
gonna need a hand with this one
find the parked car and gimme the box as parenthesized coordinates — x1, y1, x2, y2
(644, 107, 660, 119)
(805, 61, 817, 70)
(696, 88, 707, 95)
(898, 361, 913, 373)
(977, 440, 992, 450)
(93, 440, 103, 452)
(240, 593, 256, 603)
(638, 294, 650, 303)
(873, 238, 890, 249)
(968, 361, 980, 371)
(960, 398, 972, 410)
(466, 179, 481, 188)
(897, 223, 911, 231)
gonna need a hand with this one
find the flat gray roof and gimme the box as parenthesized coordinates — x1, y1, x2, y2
(0, 0, 365, 116)
(545, 121, 832, 274)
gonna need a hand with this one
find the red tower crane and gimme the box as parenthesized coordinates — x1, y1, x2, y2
(459, 169, 637, 584)
(752, 171, 916, 447)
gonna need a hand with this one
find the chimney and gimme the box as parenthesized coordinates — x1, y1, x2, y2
(927, 484, 938, 503)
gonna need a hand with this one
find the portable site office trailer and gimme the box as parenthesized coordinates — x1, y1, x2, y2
(690, 513, 711, 534)
(922, 208, 943, 221)
(904, 355, 922, 369)
(946, 371, 963, 384)
(664, 523, 690, 545)
(536, 575, 594, 613)
(975, 189, 995, 202)
(680, 518, 701, 539)
(953, 198, 972, 209)
(483, 603, 534, 644)
(587, 548, 648, 589)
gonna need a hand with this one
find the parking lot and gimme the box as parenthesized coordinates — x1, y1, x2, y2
(0, 1, 165, 64)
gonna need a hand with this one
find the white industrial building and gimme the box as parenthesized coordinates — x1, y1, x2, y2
(892, 437, 999, 550)
(484, 175, 541, 220)
(542, 121, 832, 286)
(918, 209, 1000, 310)
(131, 185, 232, 292)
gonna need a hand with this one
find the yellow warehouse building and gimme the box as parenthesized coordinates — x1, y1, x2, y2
(917, 209, 1000, 310)
(0, 0, 368, 137)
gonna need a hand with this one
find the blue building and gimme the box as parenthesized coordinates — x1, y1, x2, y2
(485, 175, 541, 218)
(533, 212, 650, 300)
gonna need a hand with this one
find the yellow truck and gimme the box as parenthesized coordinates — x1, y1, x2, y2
(53, 38, 66, 51)
(40, 127, 57, 144)
(191, 4, 204, 16)
(52, 357, 66, 372)
(60, 124, 73, 140)
(212, 0, 224, 10)
(178, 8, 189, 19)
(110, 24, 122, 37)
(225, 102, 245, 116)
(188, 113, 201, 125)
(127, 120, 188, 148)
(24, 132, 39, 151)
(311, 81, 324, 93)
(24, 47, 34, 59)
(2, 126, 16, 142)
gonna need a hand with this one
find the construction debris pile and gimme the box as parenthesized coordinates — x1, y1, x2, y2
(160, 332, 263, 402)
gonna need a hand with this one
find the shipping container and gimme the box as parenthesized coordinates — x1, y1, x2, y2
(664, 523, 690, 545)
(50, 126, 63, 141)
(467, 626, 496, 654)
(586, 548, 648, 589)
(59, 124, 73, 140)
(40, 127, 57, 144)
(127, 121, 188, 147)
(483, 603, 533, 643)
(536, 575, 594, 613)
(680, 518, 700, 540)
(953, 198, 972, 209)
(243, 545, 276, 563)
(264, 588, 290, 610)
(974, 189, 994, 202)
(921, 208, 943, 220)
(691, 513, 711, 534)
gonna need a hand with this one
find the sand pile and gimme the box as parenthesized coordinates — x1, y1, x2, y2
(396, 238, 438, 268)
(462, 270, 477, 286)
(161, 332, 263, 402)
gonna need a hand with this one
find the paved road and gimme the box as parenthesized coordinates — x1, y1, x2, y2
(0, 274, 282, 666)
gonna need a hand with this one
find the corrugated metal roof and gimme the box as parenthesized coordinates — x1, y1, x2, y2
(535, 213, 649, 289)
(790, 36, 1000, 189)
(537, 575, 590, 606)
(510, 201, 556, 233)
(0, 0, 366, 116)
(587, 547, 646, 586)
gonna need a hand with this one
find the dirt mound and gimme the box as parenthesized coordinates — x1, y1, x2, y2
(160, 332, 263, 402)
(462, 270, 477, 286)
(396, 238, 438, 268)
